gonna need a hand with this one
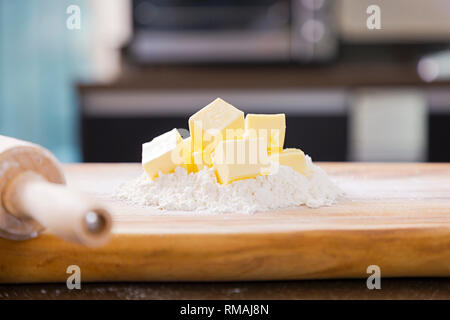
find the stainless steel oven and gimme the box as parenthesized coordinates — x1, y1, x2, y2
(127, 0, 337, 64)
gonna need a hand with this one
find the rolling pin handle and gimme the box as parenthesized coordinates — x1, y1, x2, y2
(2, 171, 112, 247)
(84, 210, 108, 234)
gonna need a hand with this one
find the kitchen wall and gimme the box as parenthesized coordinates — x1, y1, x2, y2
(1, 0, 450, 162)
(0, 0, 131, 162)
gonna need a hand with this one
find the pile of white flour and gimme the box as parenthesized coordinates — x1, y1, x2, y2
(115, 156, 342, 214)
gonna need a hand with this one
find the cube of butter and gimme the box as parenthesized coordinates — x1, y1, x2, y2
(270, 148, 307, 175)
(189, 98, 244, 165)
(142, 128, 183, 180)
(193, 151, 206, 172)
(180, 137, 196, 173)
(212, 137, 270, 184)
(244, 114, 286, 153)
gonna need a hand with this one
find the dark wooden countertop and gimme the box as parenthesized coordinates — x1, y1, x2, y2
(1, 279, 449, 300)
(77, 62, 450, 92)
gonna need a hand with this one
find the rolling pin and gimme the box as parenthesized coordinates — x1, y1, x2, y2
(0, 135, 112, 247)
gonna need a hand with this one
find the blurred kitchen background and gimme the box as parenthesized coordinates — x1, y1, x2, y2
(1, 0, 450, 163)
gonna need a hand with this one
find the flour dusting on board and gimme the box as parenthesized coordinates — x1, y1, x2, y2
(115, 156, 342, 214)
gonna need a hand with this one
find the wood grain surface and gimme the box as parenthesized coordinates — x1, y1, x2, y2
(0, 163, 449, 283)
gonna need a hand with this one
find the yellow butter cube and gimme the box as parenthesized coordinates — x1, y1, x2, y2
(212, 137, 270, 184)
(193, 151, 206, 171)
(189, 98, 244, 165)
(193, 149, 213, 168)
(270, 148, 307, 175)
(142, 128, 183, 180)
(244, 114, 286, 153)
(180, 137, 196, 173)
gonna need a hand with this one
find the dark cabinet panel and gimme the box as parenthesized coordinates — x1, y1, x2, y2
(429, 114, 450, 162)
(82, 117, 188, 162)
(285, 116, 347, 161)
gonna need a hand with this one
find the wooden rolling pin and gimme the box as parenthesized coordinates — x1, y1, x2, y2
(0, 135, 112, 247)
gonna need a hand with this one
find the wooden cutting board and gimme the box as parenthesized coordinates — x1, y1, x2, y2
(0, 163, 449, 283)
